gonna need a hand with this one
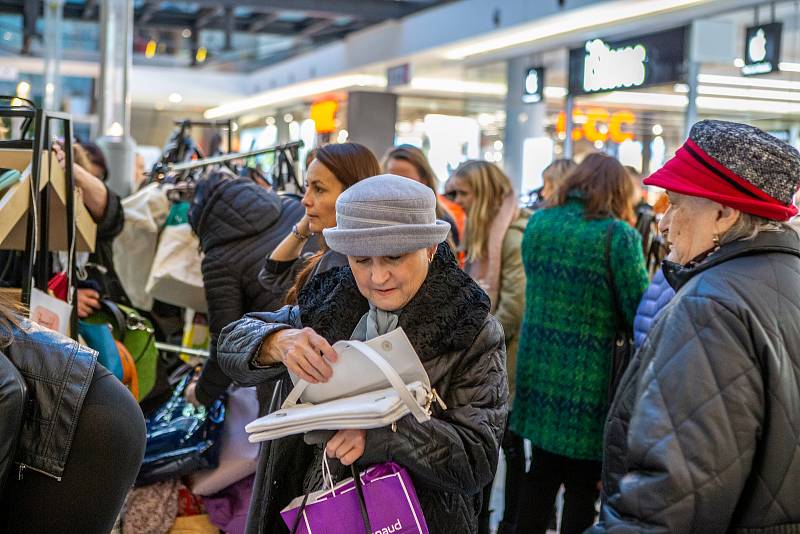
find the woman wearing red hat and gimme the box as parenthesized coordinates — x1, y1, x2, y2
(589, 120, 800, 533)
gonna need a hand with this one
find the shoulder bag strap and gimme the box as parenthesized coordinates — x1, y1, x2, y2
(352, 465, 373, 533)
(605, 222, 627, 335)
(283, 340, 430, 423)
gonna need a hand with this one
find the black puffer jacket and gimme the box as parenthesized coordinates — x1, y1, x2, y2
(590, 228, 800, 534)
(218, 244, 508, 533)
(190, 174, 305, 405)
(1, 320, 96, 481)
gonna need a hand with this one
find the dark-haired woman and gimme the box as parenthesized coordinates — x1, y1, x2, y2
(512, 153, 649, 534)
(0, 297, 145, 533)
(258, 142, 381, 304)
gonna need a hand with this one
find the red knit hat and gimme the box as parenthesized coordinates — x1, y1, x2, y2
(644, 121, 800, 221)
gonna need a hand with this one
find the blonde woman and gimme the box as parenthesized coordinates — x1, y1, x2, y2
(383, 145, 462, 245)
(450, 159, 530, 534)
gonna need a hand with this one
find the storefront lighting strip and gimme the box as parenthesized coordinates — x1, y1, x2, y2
(442, 0, 709, 60)
(587, 90, 800, 115)
(204, 74, 387, 119)
(697, 96, 800, 114)
(697, 74, 800, 92)
(697, 85, 800, 103)
(779, 62, 800, 73)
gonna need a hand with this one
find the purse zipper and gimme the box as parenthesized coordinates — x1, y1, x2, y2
(18, 463, 62, 481)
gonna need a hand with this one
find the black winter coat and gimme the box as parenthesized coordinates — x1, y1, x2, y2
(589, 228, 800, 534)
(218, 244, 508, 533)
(190, 176, 305, 405)
(0, 320, 96, 481)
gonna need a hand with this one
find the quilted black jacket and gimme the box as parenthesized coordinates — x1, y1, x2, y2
(190, 174, 305, 405)
(217, 244, 508, 534)
(590, 228, 800, 534)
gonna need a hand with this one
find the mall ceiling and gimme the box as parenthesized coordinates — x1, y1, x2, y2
(2, 0, 452, 66)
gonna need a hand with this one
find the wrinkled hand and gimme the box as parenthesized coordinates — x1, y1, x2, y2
(326, 429, 366, 466)
(76, 288, 101, 318)
(52, 143, 67, 170)
(264, 327, 337, 383)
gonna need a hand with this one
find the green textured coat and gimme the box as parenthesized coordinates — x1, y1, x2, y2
(511, 198, 648, 461)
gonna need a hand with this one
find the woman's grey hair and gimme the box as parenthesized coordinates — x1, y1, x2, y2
(720, 211, 795, 245)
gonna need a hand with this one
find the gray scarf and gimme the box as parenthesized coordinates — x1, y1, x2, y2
(350, 304, 400, 341)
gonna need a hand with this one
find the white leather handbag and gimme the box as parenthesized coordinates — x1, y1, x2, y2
(245, 328, 444, 443)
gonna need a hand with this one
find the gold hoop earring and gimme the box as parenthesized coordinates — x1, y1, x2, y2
(712, 233, 721, 251)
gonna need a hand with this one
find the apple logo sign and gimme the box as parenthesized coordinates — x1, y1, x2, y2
(525, 70, 539, 95)
(748, 28, 768, 63)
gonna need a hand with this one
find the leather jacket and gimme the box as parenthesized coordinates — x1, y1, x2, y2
(1, 320, 96, 481)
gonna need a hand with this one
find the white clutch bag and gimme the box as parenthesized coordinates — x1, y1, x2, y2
(245, 328, 443, 443)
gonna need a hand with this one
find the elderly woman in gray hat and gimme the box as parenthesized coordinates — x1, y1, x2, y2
(589, 120, 800, 533)
(217, 174, 508, 534)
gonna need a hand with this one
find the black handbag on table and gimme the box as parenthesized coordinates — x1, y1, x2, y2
(604, 222, 634, 404)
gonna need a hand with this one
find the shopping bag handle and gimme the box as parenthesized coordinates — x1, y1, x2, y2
(289, 464, 373, 534)
(283, 339, 430, 423)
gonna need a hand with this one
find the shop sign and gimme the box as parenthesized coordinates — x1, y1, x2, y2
(568, 27, 686, 95)
(555, 108, 636, 144)
(742, 22, 782, 76)
(387, 63, 411, 87)
(522, 67, 545, 103)
(310, 100, 338, 134)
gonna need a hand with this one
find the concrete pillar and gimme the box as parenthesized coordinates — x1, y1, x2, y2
(96, 0, 136, 197)
(43, 0, 64, 110)
(504, 55, 547, 195)
(346, 91, 397, 161)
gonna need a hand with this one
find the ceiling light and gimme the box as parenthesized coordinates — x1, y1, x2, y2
(205, 74, 386, 119)
(168, 92, 183, 104)
(16, 80, 30, 98)
(442, 0, 709, 59)
(543, 86, 568, 98)
(145, 39, 157, 59)
(106, 122, 124, 137)
(409, 78, 507, 96)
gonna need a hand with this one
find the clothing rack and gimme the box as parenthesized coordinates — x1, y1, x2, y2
(154, 342, 209, 360)
(169, 140, 304, 193)
(0, 97, 79, 337)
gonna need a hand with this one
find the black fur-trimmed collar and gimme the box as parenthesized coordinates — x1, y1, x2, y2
(297, 244, 490, 361)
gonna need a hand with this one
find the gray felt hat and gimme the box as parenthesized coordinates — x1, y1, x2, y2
(322, 174, 451, 256)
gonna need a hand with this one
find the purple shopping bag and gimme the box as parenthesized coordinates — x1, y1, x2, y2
(281, 462, 428, 534)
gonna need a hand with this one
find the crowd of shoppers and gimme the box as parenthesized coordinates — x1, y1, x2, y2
(3, 118, 800, 534)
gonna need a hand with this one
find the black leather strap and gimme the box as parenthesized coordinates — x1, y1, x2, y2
(352, 465, 372, 533)
(604, 223, 626, 335)
(289, 493, 310, 534)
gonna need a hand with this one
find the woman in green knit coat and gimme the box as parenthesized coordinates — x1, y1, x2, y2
(512, 153, 649, 534)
